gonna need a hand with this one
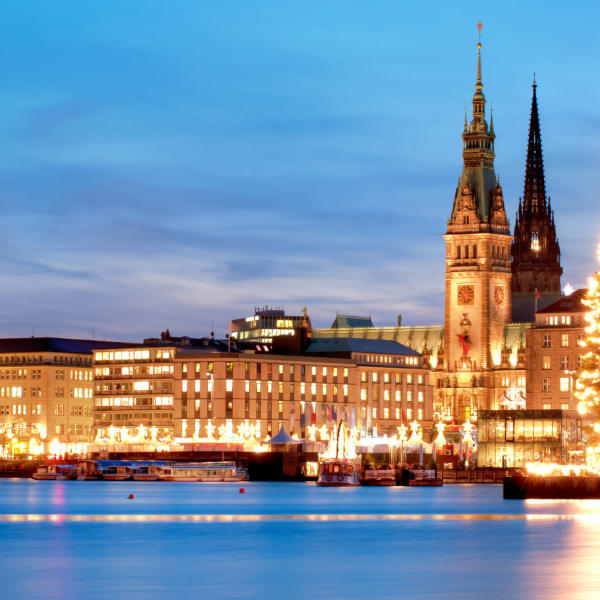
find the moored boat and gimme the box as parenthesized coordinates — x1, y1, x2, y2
(400, 468, 443, 487)
(102, 464, 137, 481)
(32, 465, 58, 480)
(317, 459, 361, 486)
(361, 469, 396, 486)
(154, 462, 248, 482)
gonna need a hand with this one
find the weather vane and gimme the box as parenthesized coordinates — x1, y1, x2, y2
(477, 21, 482, 47)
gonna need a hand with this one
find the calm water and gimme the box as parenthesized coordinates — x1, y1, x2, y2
(1, 480, 600, 599)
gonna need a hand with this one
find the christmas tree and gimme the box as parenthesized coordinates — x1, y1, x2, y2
(575, 245, 600, 467)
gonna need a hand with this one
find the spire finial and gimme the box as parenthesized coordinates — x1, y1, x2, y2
(533, 72, 536, 88)
(476, 22, 483, 88)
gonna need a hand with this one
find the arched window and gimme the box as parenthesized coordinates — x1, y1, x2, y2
(465, 245, 469, 259)
(463, 215, 470, 225)
(472, 244, 477, 258)
(456, 246, 461, 259)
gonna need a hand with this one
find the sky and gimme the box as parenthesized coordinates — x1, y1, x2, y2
(0, 1, 599, 341)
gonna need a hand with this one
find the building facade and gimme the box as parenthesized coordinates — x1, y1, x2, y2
(525, 289, 586, 411)
(0, 338, 128, 455)
(93, 334, 434, 442)
(229, 306, 307, 344)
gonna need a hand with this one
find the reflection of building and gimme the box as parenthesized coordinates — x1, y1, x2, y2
(525, 289, 587, 410)
(477, 409, 582, 467)
(229, 306, 306, 343)
(0, 338, 129, 455)
(94, 330, 434, 441)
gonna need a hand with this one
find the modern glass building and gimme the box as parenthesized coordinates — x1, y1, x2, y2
(477, 409, 584, 467)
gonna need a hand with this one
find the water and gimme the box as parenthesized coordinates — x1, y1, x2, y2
(1, 480, 600, 599)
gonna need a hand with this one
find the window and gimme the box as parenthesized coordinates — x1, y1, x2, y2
(311, 366, 317, 376)
(542, 378, 550, 393)
(395, 407, 400, 419)
(417, 408, 423, 421)
(560, 356, 569, 370)
(406, 374, 413, 384)
(501, 377, 510, 388)
(361, 372, 367, 383)
(383, 407, 389, 419)
(543, 403, 551, 410)
(322, 367, 327, 377)
(333, 368, 338, 378)
(542, 356, 551, 370)
(456, 246, 461, 259)
(542, 334, 551, 348)
(181, 380, 188, 393)
(560, 378, 570, 392)
(418, 391, 424, 403)
(384, 373, 390, 383)
(406, 408, 413, 420)
(577, 333, 584, 346)
(372, 373, 378, 382)
(517, 376, 526, 387)
(395, 390, 401, 402)
(343, 368, 348, 378)
(561, 334, 569, 347)
(407, 391, 413, 403)
(245, 380, 250, 393)
(226, 380, 233, 392)
(418, 374, 424, 384)
(561, 403, 569, 410)
(279, 364, 284, 375)
(372, 407, 377, 419)
(194, 380, 200, 393)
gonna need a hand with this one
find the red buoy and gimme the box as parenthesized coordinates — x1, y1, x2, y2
(128, 494, 135, 499)
(239, 488, 245, 494)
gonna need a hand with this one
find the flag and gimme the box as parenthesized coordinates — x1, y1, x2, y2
(535, 288, 541, 300)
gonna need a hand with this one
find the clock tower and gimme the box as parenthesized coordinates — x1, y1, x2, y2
(441, 35, 512, 412)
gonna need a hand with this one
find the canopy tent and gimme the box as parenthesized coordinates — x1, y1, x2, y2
(268, 425, 301, 444)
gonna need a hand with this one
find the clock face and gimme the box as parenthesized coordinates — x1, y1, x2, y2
(457, 285, 475, 305)
(494, 286, 504, 306)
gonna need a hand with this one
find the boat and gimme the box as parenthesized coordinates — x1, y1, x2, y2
(317, 459, 361, 486)
(155, 462, 248, 482)
(32, 465, 58, 480)
(317, 421, 361, 486)
(133, 464, 161, 481)
(361, 469, 396, 486)
(102, 464, 137, 481)
(400, 468, 443, 487)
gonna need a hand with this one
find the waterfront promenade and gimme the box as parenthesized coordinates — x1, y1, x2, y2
(1, 480, 599, 599)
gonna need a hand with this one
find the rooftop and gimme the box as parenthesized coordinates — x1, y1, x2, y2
(537, 289, 587, 314)
(0, 337, 133, 355)
(305, 337, 420, 357)
(330, 314, 374, 329)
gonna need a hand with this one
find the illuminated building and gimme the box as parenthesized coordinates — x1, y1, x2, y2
(525, 289, 587, 411)
(477, 409, 582, 467)
(0, 337, 129, 456)
(511, 79, 563, 322)
(229, 306, 306, 343)
(93, 327, 433, 442)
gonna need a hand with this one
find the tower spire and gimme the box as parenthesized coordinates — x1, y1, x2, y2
(523, 76, 546, 212)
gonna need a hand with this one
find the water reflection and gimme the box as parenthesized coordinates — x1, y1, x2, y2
(4, 512, 600, 523)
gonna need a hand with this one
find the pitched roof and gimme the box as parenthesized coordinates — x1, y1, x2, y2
(0, 337, 134, 354)
(537, 289, 587, 314)
(330, 315, 374, 329)
(305, 337, 420, 357)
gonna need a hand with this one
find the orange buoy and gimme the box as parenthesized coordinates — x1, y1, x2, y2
(128, 494, 135, 499)
(239, 488, 245, 494)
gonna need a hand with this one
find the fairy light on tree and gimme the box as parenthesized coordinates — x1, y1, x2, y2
(574, 242, 600, 469)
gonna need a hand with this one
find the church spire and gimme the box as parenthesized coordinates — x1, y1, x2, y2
(511, 79, 563, 321)
(522, 76, 546, 213)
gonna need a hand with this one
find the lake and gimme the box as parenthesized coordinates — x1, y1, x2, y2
(1, 479, 599, 599)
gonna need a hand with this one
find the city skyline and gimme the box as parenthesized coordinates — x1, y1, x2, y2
(1, 2, 599, 341)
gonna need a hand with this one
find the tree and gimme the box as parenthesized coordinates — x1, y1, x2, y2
(574, 254, 600, 466)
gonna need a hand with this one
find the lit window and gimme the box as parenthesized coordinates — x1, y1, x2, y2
(561, 334, 569, 347)
(543, 403, 551, 410)
(372, 407, 377, 418)
(406, 408, 413, 420)
(182, 380, 188, 392)
(195, 380, 200, 393)
(407, 374, 413, 384)
(311, 383, 316, 396)
(560, 356, 569, 370)
(383, 407, 389, 419)
(542, 378, 550, 392)
(226, 380, 233, 392)
(560, 377, 569, 392)
(395, 390, 401, 402)
(361, 372, 367, 382)
(372, 373, 378, 382)
(245, 380, 250, 393)
(395, 407, 400, 419)
(311, 366, 317, 376)
(384, 373, 390, 383)
(407, 391, 413, 402)
(542, 356, 551, 369)
(322, 367, 327, 377)
(561, 403, 569, 410)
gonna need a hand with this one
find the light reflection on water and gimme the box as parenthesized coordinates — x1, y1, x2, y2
(1, 480, 600, 600)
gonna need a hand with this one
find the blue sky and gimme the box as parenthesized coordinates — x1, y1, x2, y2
(0, 1, 598, 341)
